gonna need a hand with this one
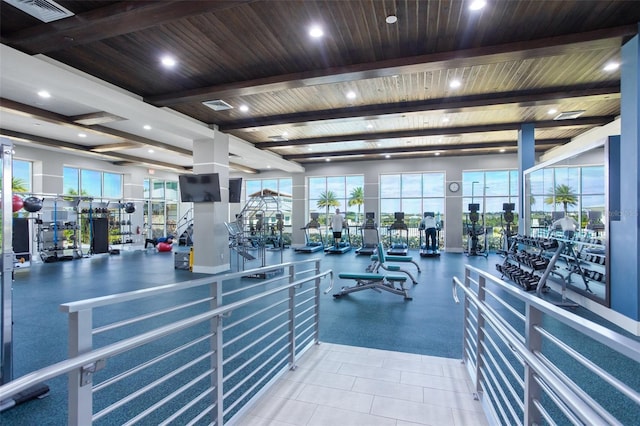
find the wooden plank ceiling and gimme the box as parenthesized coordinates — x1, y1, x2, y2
(1, 0, 638, 167)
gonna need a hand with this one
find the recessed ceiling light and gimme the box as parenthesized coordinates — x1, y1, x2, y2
(499, 148, 506, 153)
(308, 147, 313, 151)
(309, 25, 324, 38)
(143, 124, 152, 130)
(385, 15, 397, 24)
(434, 152, 441, 156)
(282, 131, 288, 137)
(603, 62, 619, 72)
(325, 158, 331, 162)
(37, 90, 51, 98)
(385, 154, 391, 159)
(148, 149, 154, 153)
(366, 124, 373, 129)
(161, 56, 176, 68)
(267, 165, 271, 168)
(346, 91, 356, 100)
(78, 133, 87, 138)
(449, 80, 462, 89)
(239, 105, 249, 112)
(469, 0, 487, 11)
(442, 117, 450, 123)
(548, 108, 558, 115)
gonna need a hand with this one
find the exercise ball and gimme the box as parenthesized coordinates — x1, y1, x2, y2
(157, 242, 172, 252)
(12, 195, 24, 212)
(23, 196, 44, 213)
(123, 202, 135, 213)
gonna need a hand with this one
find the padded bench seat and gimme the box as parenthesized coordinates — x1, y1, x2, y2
(338, 272, 407, 282)
(370, 254, 413, 263)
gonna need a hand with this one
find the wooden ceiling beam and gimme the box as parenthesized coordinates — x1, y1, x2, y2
(258, 116, 616, 148)
(0, 128, 188, 172)
(146, 25, 636, 107)
(2, 1, 255, 54)
(220, 85, 620, 131)
(0, 98, 192, 157)
(283, 139, 569, 160)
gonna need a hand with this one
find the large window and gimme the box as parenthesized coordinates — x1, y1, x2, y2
(462, 170, 519, 249)
(380, 172, 445, 228)
(143, 178, 179, 239)
(308, 175, 364, 226)
(12, 159, 32, 192)
(63, 167, 122, 199)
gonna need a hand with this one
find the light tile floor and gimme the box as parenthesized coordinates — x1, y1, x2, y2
(231, 343, 488, 426)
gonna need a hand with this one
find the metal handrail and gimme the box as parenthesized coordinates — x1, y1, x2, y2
(453, 264, 640, 425)
(1, 259, 334, 425)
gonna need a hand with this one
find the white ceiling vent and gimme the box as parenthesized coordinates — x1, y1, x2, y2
(553, 110, 586, 121)
(4, 0, 74, 23)
(202, 99, 234, 111)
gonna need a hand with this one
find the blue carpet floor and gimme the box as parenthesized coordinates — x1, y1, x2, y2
(1, 246, 637, 424)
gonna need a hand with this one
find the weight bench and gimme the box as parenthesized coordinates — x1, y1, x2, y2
(366, 243, 420, 284)
(334, 272, 412, 300)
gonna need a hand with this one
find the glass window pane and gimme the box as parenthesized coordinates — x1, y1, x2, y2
(554, 167, 580, 192)
(245, 180, 262, 198)
(380, 174, 400, 198)
(80, 169, 101, 197)
(103, 172, 122, 199)
(423, 172, 444, 197)
(151, 179, 164, 199)
(462, 171, 484, 196)
(401, 174, 421, 198)
(308, 177, 326, 200)
(510, 170, 519, 196)
(64, 167, 80, 195)
(326, 176, 345, 199)
(261, 179, 278, 192)
(165, 181, 178, 201)
(380, 199, 400, 225)
(485, 171, 509, 196)
(13, 160, 31, 192)
(278, 178, 292, 196)
(582, 166, 604, 195)
(143, 179, 150, 199)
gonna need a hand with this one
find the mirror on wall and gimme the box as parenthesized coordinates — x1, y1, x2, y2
(523, 139, 610, 306)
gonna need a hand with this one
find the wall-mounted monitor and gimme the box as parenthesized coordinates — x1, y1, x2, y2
(178, 173, 221, 202)
(229, 178, 243, 203)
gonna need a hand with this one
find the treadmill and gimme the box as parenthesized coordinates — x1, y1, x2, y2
(355, 212, 379, 255)
(387, 212, 409, 255)
(294, 213, 324, 253)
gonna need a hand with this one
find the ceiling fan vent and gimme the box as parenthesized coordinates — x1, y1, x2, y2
(553, 110, 585, 121)
(4, 0, 74, 23)
(202, 99, 234, 111)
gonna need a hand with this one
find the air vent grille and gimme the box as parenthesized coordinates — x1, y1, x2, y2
(4, 0, 74, 23)
(202, 100, 234, 111)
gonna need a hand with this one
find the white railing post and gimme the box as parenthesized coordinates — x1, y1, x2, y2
(524, 303, 543, 425)
(67, 309, 93, 426)
(462, 268, 472, 364)
(210, 279, 223, 425)
(313, 259, 321, 344)
(288, 265, 297, 368)
(474, 274, 487, 397)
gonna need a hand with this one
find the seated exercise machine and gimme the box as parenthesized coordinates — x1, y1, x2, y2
(355, 212, 379, 255)
(294, 213, 324, 253)
(465, 203, 488, 257)
(419, 212, 442, 257)
(386, 212, 409, 255)
(367, 242, 419, 284)
(326, 217, 351, 254)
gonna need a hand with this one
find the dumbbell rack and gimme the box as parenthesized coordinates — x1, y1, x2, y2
(497, 235, 560, 291)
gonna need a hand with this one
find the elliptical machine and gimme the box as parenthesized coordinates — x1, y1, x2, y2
(497, 203, 516, 256)
(465, 203, 488, 257)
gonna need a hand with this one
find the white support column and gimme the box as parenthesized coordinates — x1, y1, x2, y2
(191, 130, 230, 274)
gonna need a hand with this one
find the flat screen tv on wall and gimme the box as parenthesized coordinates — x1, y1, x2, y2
(229, 178, 243, 203)
(178, 173, 221, 202)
